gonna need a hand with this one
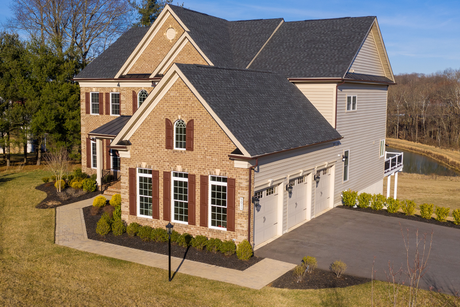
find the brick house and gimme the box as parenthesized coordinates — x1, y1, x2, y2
(75, 5, 395, 248)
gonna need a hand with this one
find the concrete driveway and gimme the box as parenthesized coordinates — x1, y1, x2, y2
(255, 207, 460, 294)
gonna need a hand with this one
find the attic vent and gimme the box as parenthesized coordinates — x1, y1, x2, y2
(166, 27, 176, 41)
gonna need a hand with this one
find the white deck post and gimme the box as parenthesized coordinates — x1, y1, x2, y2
(96, 138, 103, 189)
(387, 175, 391, 198)
(394, 172, 398, 199)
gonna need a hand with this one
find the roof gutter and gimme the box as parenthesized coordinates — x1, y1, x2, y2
(288, 77, 395, 85)
(72, 77, 162, 82)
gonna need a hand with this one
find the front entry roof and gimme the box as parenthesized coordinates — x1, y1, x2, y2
(89, 116, 132, 137)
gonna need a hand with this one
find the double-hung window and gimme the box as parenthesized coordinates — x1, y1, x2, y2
(379, 139, 385, 158)
(138, 169, 152, 217)
(138, 89, 148, 107)
(111, 92, 120, 116)
(91, 140, 97, 169)
(209, 176, 227, 229)
(172, 172, 188, 223)
(346, 95, 357, 111)
(91, 92, 99, 114)
(343, 150, 350, 182)
(174, 119, 186, 150)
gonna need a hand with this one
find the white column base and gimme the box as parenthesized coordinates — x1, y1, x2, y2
(394, 172, 398, 199)
(386, 175, 391, 198)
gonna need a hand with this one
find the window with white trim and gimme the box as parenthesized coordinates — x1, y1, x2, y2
(379, 139, 385, 158)
(91, 140, 97, 169)
(346, 95, 357, 111)
(111, 149, 120, 170)
(343, 150, 350, 182)
(209, 176, 227, 229)
(91, 92, 99, 114)
(138, 89, 148, 107)
(174, 119, 186, 150)
(137, 168, 152, 217)
(111, 92, 120, 115)
(172, 172, 188, 223)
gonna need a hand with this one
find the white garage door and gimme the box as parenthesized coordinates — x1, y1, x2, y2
(287, 176, 307, 229)
(314, 168, 331, 217)
(254, 186, 278, 246)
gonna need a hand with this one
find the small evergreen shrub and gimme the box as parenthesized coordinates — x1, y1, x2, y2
(82, 178, 97, 192)
(342, 190, 358, 207)
(102, 205, 115, 220)
(401, 200, 416, 216)
(453, 209, 460, 225)
(54, 179, 66, 190)
(93, 195, 107, 207)
(127, 222, 140, 237)
(357, 192, 372, 209)
(96, 216, 111, 236)
(420, 203, 434, 219)
(220, 240, 236, 256)
(171, 230, 180, 243)
(236, 240, 253, 261)
(42, 177, 50, 183)
(73, 168, 86, 180)
(113, 205, 121, 220)
(370, 194, 385, 211)
(137, 226, 152, 242)
(101, 212, 112, 225)
(51, 175, 56, 181)
(331, 260, 347, 278)
(303, 256, 318, 274)
(435, 206, 450, 222)
(177, 233, 193, 247)
(66, 174, 74, 182)
(386, 197, 400, 213)
(70, 179, 83, 189)
(150, 228, 168, 242)
(191, 235, 208, 250)
(90, 174, 97, 181)
(112, 218, 125, 236)
(109, 194, 121, 207)
(206, 238, 223, 253)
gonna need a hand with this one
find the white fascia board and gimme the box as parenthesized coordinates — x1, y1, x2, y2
(78, 80, 154, 88)
(372, 19, 395, 82)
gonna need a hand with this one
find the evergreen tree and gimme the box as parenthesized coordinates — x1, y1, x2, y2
(130, 0, 173, 27)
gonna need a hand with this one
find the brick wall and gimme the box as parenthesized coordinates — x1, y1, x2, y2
(163, 41, 208, 72)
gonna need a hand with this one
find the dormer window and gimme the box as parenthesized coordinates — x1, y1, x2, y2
(174, 119, 186, 150)
(138, 89, 148, 107)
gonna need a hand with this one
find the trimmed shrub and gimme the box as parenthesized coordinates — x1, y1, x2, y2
(127, 222, 140, 237)
(73, 168, 86, 180)
(370, 194, 385, 211)
(342, 190, 358, 207)
(42, 177, 50, 183)
(236, 240, 253, 261)
(137, 226, 152, 242)
(93, 195, 107, 207)
(420, 203, 434, 219)
(54, 179, 66, 190)
(101, 212, 112, 225)
(66, 174, 74, 182)
(293, 264, 306, 282)
(435, 206, 450, 222)
(303, 256, 318, 274)
(401, 200, 416, 216)
(51, 175, 56, 181)
(112, 218, 125, 236)
(90, 174, 97, 181)
(206, 238, 223, 253)
(386, 197, 400, 213)
(331, 260, 347, 278)
(453, 209, 460, 225)
(357, 192, 372, 209)
(220, 240, 236, 256)
(82, 178, 97, 192)
(70, 179, 83, 189)
(151, 228, 168, 242)
(171, 230, 180, 243)
(191, 235, 208, 250)
(96, 216, 111, 236)
(109, 194, 121, 207)
(113, 205, 121, 220)
(102, 205, 115, 220)
(177, 233, 193, 248)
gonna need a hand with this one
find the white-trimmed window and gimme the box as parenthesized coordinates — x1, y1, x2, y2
(266, 187, 276, 196)
(138, 89, 148, 107)
(172, 172, 188, 223)
(111, 149, 120, 170)
(174, 119, 186, 150)
(343, 150, 350, 182)
(209, 176, 227, 229)
(137, 168, 152, 217)
(111, 92, 120, 116)
(91, 140, 97, 169)
(346, 95, 357, 111)
(379, 139, 385, 158)
(91, 92, 99, 114)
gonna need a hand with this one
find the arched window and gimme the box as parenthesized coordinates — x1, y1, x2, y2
(138, 89, 148, 107)
(174, 119, 186, 150)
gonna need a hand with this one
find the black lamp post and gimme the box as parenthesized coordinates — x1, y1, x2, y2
(166, 222, 174, 281)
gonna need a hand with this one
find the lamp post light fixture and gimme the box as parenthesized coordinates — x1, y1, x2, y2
(314, 175, 321, 184)
(166, 222, 174, 281)
(286, 184, 293, 194)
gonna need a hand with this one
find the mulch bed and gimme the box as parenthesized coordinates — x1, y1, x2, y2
(35, 183, 101, 209)
(83, 206, 263, 271)
(338, 205, 460, 229)
(270, 268, 371, 289)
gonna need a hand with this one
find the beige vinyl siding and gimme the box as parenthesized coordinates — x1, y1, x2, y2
(349, 30, 385, 76)
(335, 83, 387, 204)
(294, 84, 336, 127)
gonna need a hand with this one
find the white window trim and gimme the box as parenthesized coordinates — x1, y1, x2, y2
(171, 171, 189, 225)
(173, 119, 186, 150)
(379, 139, 385, 158)
(90, 92, 100, 115)
(208, 175, 228, 231)
(137, 168, 153, 219)
(343, 149, 350, 182)
(138, 89, 148, 108)
(110, 92, 120, 116)
(91, 139, 97, 169)
(346, 95, 357, 112)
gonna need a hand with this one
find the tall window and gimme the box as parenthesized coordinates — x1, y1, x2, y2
(111, 149, 120, 170)
(138, 169, 152, 217)
(209, 176, 227, 229)
(111, 92, 120, 115)
(174, 119, 186, 149)
(343, 150, 350, 182)
(379, 139, 385, 157)
(172, 172, 188, 223)
(91, 92, 99, 114)
(138, 90, 148, 107)
(91, 140, 97, 168)
(346, 95, 357, 111)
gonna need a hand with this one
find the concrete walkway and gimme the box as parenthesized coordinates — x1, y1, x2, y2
(55, 197, 295, 290)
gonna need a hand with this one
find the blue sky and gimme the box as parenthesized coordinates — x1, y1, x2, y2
(1, 0, 459, 75)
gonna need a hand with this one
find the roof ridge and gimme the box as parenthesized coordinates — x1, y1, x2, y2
(168, 4, 229, 22)
(229, 18, 284, 23)
(284, 16, 376, 23)
(177, 63, 276, 75)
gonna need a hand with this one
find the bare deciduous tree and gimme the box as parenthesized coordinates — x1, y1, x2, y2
(44, 146, 70, 192)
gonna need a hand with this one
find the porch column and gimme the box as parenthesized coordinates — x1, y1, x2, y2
(386, 175, 391, 198)
(394, 172, 398, 199)
(96, 138, 103, 189)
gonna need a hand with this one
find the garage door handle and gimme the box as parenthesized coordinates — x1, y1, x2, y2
(263, 217, 266, 223)
(274, 222, 278, 225)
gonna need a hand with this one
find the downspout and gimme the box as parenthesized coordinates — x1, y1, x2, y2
(248, 158, 259, 244)
(335, 80, 346, 128)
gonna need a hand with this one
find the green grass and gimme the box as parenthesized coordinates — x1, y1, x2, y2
(0, 168, 458, 306)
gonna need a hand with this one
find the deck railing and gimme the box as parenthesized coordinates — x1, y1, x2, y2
(384, 151, 403, 176)
(102, 169, 120, 184)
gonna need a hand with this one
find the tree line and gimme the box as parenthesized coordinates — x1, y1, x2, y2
(387, 69, 460, 149)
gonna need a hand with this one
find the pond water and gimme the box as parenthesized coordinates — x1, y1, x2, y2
(387, 147, 459, 177)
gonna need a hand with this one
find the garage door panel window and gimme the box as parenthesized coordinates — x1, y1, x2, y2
(266, 187, 276, 195)
(138, 169, 152, 217)
(172, 172, 188, 223)
(210, 176, 227, 229)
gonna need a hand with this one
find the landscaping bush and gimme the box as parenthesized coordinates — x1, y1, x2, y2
(401, 200, 416, 216)
(93, 195, 107, 207)
(42, 177, 50, 183)
(236, 240, 253, 261)
(435, 206, 450, 222)
(370, 194, 385, 211)
(331, 260, 347, 278)
(73, 168, 87, 180)
(357, 192, 372, 209)
(65, 174, 74, 182)
(96, 216, 111, 236)
(206, 238, 223, 253)
(103, 174, 114, 183)
(150, 228, 168, 242)
(386, 197, 400, 213)
(191, 235, 208, 250)
(112, 218, 125, 236)
(70, 179, 83, 189)
(342, 189, 358, 207)
(54, 179, 66, 190)
(177, 233, 193, 248)
(109, 194, 121, 207)
(102, 205, 115, 219)
(220, 240, 236, 256)
(51, 175, 56, 181)
(82, 178, 97, 192)
(419, 203, 434, 219)
(90, 174, 97, 181)
(293, 264, 306, 282)
(137, 226, 152, 242)
(453, 209, 460, 225)
(171, 230, 180, 243)
(303, 256, 317, 274)
(101, 212, 112, 225)
(113, 205, 121, 220)
(127, 222, 140, 237)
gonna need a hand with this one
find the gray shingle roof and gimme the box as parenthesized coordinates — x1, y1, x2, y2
(177, 64, 342, 157)
(345, 72, 393, 83)
(249, 17, 375, 78)
(75, 27, 149, 79)
(90, 116, 132, 136)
